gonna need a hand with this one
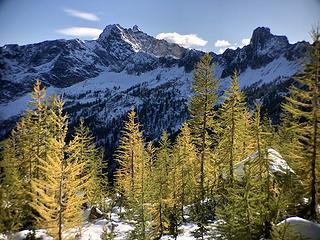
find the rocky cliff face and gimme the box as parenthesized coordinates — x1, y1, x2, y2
(0, 24, 311, 161)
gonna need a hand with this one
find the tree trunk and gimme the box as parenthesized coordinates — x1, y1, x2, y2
(131, 148, 134, 195)
(310, 40, 320, 219)
(58, 159, 64, 240)
(141, 154, 145, 239)
(200, 73, 208, 202)
(230, 102, 235, 183)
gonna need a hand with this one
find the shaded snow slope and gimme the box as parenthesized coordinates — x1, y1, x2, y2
(236, 55, 303, 87)
(0, 66, 192, 121)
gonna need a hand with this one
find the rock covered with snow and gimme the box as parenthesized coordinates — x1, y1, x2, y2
(88, 206, 104, 222)
(233, 148, 294, 180)
(268, 148, 295, 175)
(274, 217, 320, 240)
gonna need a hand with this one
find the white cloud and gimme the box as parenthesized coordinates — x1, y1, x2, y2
(56, 27, 103, 38)
(218, 48, 225, 54)
(218, 45, 237, 54)
(156, 32, 207, 48)
(64, 8, 99, 21)
(214, 37, 251, 54)
(214, 39, 231, 48)
(241, 38, 250, 45)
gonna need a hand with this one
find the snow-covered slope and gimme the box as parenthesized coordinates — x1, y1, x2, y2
(0, 25, 310, 159)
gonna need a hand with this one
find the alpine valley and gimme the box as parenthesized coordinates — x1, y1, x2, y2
(0, 24, 311, 162)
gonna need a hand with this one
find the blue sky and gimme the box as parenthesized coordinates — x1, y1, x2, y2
(0, 0, 319, 53)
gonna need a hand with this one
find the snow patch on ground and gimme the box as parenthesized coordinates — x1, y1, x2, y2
(11, 229, 53, 240)
(4, 206, 220, 240)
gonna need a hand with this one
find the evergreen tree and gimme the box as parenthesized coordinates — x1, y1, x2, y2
(67, 118, 107, 207)
(189, 53, 219, 201)
(167, 141, 182, 239)
(165, 124, 199, 238)
(217, 104, 287, 239)
(149, 132, 171, 239)
(277, 116, 306, 214)
(1, 80, 107, 239)
(145, 142, 155, 175)
(128, 147, 152, 240)
(0, 139, 25, 233)
(216, 167, 264, 240)
(250, 104, 273, 237)
(172, 123, 198, 217)
(115, 109, 144, 207)
(30, 97, 88, 239)
(1, 80, 55, 228)
(115, 109, 150, 239)
(131, 139, 153, 240)
(251, 105, 288, 238)
(215, 70, 252, 183)
(27, 79, 48, 181)
(282, 30, 320, 219)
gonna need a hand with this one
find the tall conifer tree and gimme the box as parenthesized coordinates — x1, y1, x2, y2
(115, 109, 144, 206)
(149, 132, 171, 239)
(67, 118, 106, 207)
(172, 123, 198, 215)
(31, 97, 88, 239)
(0, 138, 25, 233)
(188, 53, 218, 200)
(215, 71, 252, 183)
(216, 167, 264, 240)
(282, 29, 320, 219)
(188, 53, 219, 239)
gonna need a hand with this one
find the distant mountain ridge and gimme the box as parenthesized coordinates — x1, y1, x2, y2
(0, 24, 311, 159)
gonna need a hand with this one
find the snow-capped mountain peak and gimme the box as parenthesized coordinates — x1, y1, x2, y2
(98, 24, 124, 41)
(97, 23, 143, 53)
(97, 23, 186, 58)
(132, 25, 141, 33)
(250, 27, 289, 56)
(0, 25, 311, 159)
